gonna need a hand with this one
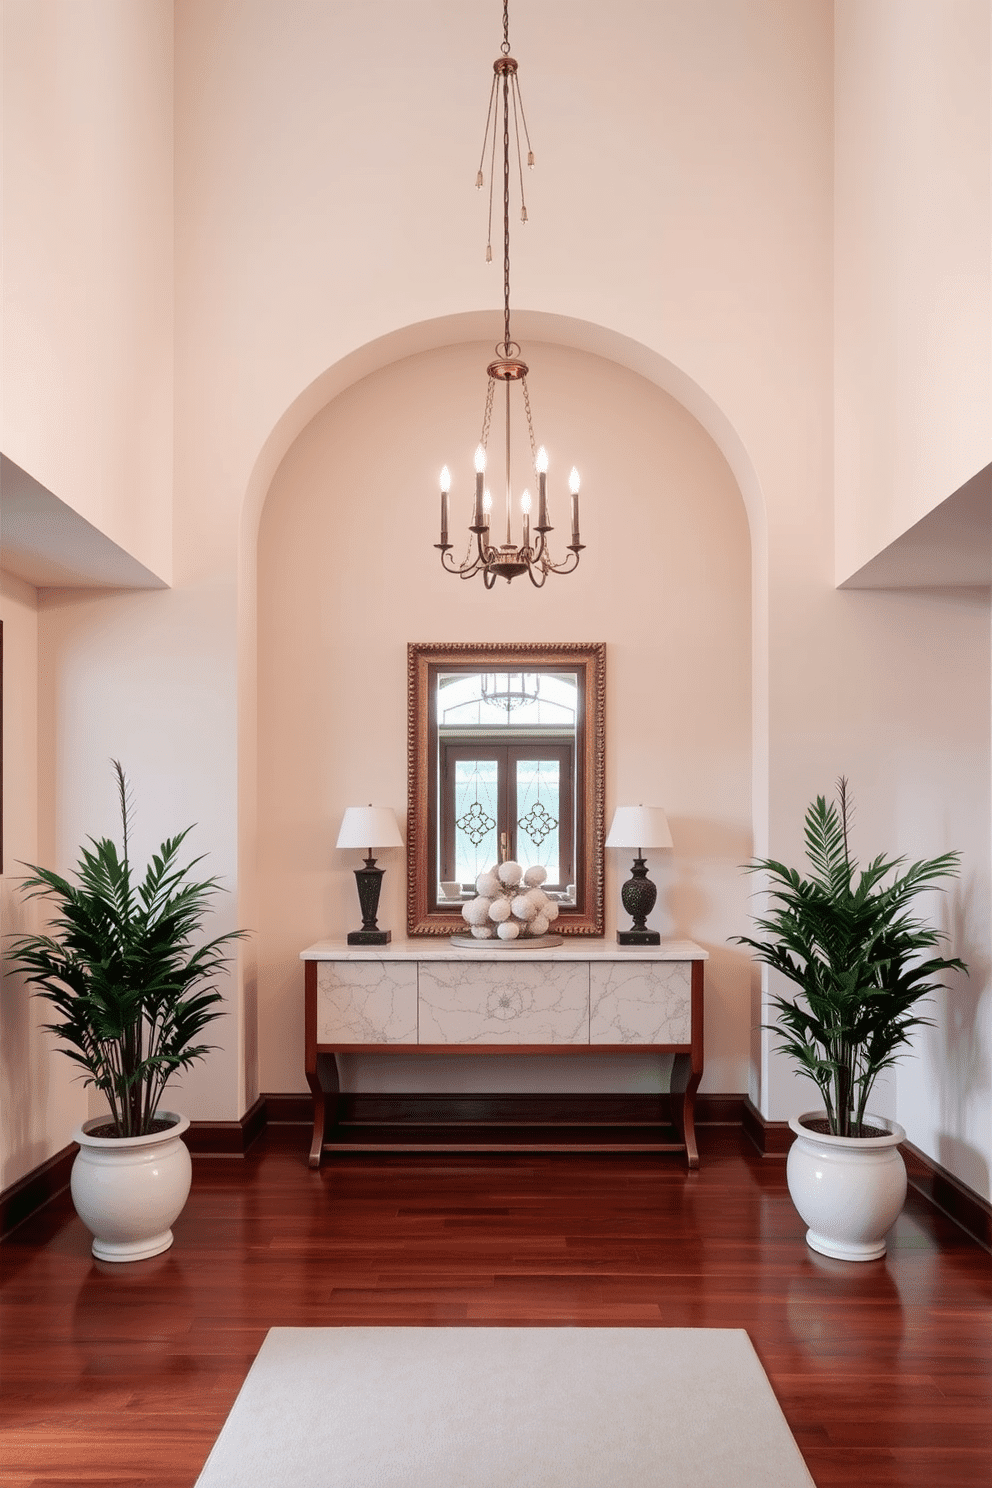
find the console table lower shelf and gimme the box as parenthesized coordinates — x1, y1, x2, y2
(306, 1056, 701, 1165)
(303, 948, 705, 1169)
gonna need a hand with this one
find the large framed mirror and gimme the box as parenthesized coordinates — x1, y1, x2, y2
(407, 642, 605, 936)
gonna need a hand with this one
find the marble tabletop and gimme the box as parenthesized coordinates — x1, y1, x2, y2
(301, 937, 708, 963)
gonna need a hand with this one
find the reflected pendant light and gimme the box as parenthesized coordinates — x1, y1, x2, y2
(434, 0, 583, 587)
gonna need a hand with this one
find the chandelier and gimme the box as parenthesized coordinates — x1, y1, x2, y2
(435, 0, 582, 588)
(481, 672, 540, 713)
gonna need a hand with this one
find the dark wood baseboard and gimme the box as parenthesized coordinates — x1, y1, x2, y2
(741, 1095, 794, 1155)
(695, 1092, 746, 1126)
(260, 1090, 748, 1128)
(183, 1095, 267, 1156)
(0, 1142, 78, 1242)
(738, 1104, 992, 1254)
(4, 1093, 990, 1255)
(263, 1091, 313, 1124)
(903, 1140, 992, 1254)
(0, 1097, 268, 1239)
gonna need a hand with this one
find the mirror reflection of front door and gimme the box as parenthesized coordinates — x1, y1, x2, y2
(441, 743, 574, 891)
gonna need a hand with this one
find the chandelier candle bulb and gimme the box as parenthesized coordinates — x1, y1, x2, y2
(473, 446, 487, 528)
(521, 488, 531, 547)
(536, 447, 549, 528)
(569, 468, 581, 545)
(439, 467, 451, 546)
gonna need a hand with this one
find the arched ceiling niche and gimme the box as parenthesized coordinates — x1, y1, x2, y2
(241, 311, 767, 562)
(239, 310, 770, 862)
(251, 332, 757, 1096)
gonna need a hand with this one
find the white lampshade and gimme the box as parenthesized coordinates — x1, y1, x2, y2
(335, 805, 404, 852)
(605, 805, 673, 852)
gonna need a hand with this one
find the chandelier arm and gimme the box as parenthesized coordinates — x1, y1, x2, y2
(542, 550, 582, 575)
(441, 540, 479, 575)
(527, 560, 548, 589)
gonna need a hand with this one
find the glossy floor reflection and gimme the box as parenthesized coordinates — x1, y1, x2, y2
(1, 1126, 990, 1487)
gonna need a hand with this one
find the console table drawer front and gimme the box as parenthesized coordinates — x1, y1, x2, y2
(317, 962, 418, 1044)
(589, 962, 692, 1045)
(417, 961, 590, 1045)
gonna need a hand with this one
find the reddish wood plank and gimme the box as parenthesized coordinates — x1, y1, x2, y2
(1, 1128, 990, 1488)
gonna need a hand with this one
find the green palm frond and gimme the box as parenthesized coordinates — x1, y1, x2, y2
(8, 760, 247, 1137)
(734, 777, 966, 1137)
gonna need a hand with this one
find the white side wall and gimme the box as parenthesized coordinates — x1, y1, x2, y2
(834, 0, 992, 582)
(0, 575, 87, 1187)
(0, 0, 174, 582)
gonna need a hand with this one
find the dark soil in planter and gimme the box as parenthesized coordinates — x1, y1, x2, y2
(86, 1118, 180, 1139)
(800, 1116, 890, 1139)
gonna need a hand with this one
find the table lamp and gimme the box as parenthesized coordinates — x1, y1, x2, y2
(336, 805, 404, 945)
(605, 805, 673, 945)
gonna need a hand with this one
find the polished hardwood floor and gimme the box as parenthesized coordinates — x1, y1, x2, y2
(1, 1125, 990, 1487)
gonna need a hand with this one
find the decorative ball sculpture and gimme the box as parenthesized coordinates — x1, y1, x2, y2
(461, 862, 559, 940)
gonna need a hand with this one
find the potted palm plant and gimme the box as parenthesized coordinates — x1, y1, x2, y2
(737, 778, 965, 1261)
(9, 761, 245, 1262)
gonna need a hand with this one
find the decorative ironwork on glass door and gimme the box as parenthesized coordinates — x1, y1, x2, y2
(442, 743, 572, 891)
(515, 758, 560, 875)
(453, 758, 499, 884)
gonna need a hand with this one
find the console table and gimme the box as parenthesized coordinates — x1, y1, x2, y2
(301, 938, 707, 1169)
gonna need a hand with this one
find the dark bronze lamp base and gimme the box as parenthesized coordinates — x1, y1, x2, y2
(617, 928, 661, 946)
(348, 859, 391, 946)
(617, 854, 660, 946)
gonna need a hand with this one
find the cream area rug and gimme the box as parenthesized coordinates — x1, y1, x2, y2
(194, 1327, 815, 1488)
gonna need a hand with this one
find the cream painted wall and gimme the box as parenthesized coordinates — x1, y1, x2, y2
(834, 0, 992, 582)
(2, 1, 989, 1205)
(0, 574, 86, 1188)
(760, 583, 990, 1181)
(256, 341, 753, 1096)
(1, 0, 174, 582)
(34, 582, 245, 1124)
(170, 0, 835, 1115)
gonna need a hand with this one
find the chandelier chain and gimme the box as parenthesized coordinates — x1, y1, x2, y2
(521, 377, 538, 467)
(435, 0, 583, 587)
(480, 74, 498, 262)
(479, 376, 496, 451)
(512, 70, 535, 161)
(511, 79, 529, 222)
(502, 67, 512, 353)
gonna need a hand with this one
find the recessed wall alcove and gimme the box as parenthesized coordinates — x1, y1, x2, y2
(255, 337, 753, 1098)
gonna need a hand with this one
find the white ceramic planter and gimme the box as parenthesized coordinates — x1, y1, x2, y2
(787, 1111, 907, 1262)
(70, 1112, 192, 1263)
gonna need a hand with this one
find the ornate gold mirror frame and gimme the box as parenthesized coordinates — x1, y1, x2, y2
(407, 641, 605, 936)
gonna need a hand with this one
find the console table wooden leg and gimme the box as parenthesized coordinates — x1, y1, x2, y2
(670, 1053, 702, 1170)
(306, 1053, 340, 1170)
